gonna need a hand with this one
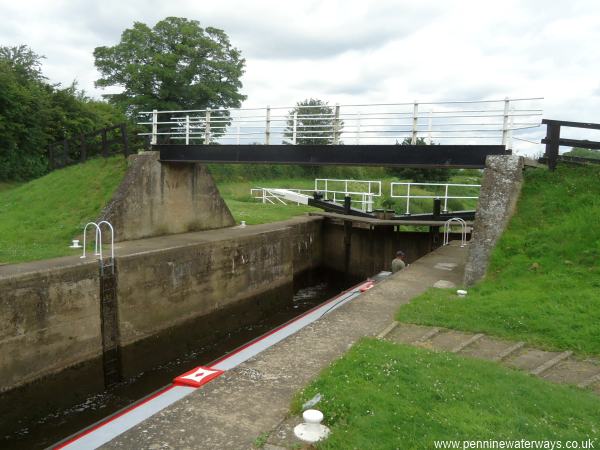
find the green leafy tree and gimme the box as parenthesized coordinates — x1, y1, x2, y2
(284, 99, 343, 145)
(0, 45, 127, 180)
(93, 17, 246, 116)
(388, 137, 452, 182)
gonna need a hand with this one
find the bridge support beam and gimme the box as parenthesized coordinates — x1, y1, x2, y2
(156, 144, 509, 169)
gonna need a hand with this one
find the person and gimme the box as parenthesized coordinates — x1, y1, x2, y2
(391, 250, 406, 273)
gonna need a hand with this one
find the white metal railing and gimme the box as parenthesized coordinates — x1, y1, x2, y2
(443, 218, 468, 247)
(390, 182, 480, 215)
(251, 178, 381, 212)
(137, 97, 543, 152)
(250, 188, 314, 205)
(314, 178, 381, 212)
(80, 221, 116, 273)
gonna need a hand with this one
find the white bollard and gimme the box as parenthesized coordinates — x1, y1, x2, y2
(69, 239, 82, 249)
(293, 409, 330, 443)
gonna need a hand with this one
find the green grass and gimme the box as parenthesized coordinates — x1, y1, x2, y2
(0, 157, 127, 264)
(397, 165, 600, 355)
(293, 339, 600, 449)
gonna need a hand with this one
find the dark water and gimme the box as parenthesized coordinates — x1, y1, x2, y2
(1, 269, 354, 450)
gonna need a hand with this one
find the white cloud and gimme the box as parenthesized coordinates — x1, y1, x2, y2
(1, 0, 599, 154)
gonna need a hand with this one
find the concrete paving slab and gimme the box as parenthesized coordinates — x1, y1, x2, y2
(424, 330, 477, 352)
(505, 348, 563, 372)
(384, 323, 438, 345)
(459, 336, 522, 361)
(542, 360, 600, 386)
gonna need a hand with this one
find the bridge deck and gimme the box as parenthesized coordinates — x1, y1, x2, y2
(156, 144, 508, 168)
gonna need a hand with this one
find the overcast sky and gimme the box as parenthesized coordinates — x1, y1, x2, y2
(1, 0, 599, 153)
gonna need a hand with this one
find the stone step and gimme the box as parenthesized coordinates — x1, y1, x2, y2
(424, 330, 480, 352)
(504, 348, 565, 372)
(459, 336, 523, 361)
(379, 322, 600, 396)
(384, 323, 439, 345)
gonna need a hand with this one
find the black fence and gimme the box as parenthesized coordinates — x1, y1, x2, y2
(47, 124, 130, 171)
(541, 119, 600, 170)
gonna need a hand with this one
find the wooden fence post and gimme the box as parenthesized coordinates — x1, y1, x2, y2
(544, 121, 561, 171)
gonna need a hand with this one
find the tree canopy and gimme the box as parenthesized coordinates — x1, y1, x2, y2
(284, 98, 342, 145)
(0, 45, 125, 180)
(94, 17, 246, 115)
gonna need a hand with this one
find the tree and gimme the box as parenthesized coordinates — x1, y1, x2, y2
(284, 99, 343, 145)
(0, 45, 126, 180)
(93, 17, 246, 116)
(387, 138, 453, 182)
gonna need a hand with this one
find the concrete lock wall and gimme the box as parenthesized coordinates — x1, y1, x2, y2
(0, 260, 102, 393)
(99, 152, 236, 242)
(0, 217, 323, 393)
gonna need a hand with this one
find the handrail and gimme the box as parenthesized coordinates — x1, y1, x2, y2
(443, 218, 468, 247)
(79, 221, 116, 272)
(139, 97, 543, 151)
(390, 182, 480, 215)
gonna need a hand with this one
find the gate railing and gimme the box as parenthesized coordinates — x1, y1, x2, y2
(390, 182, 480, 215)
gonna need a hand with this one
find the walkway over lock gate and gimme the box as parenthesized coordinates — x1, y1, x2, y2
(138, 97, 543, 169)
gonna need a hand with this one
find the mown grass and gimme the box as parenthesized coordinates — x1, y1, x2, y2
(397, 165, 600, 355)
(292, 339, 600, 449)
(0, 157, 126, 264)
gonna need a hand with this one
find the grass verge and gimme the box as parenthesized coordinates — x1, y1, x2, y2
(0, 157, 126, 264)
(397, 165, 600, 355)
(293, 339, 600, 449)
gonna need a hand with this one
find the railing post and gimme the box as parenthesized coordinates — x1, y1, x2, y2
(333, 104, 340, 145)
(292, 111, 298, 145)
(427, 109, 433, 145)
(151, 109, 158, 145)
(508, 106, 514, 151)
(411, 101, 419, 144)
(185, 115, 190, 145)
(80, 133, 86, 163)
(544, 121, 561, 171)
(405, 184, 411, 215)
(120, 123, 129, 157)
(204, 108, 211, 145)
(265, 105, 271, 145)
(443, 184, 449, 213)
(501, 97, 510, 148)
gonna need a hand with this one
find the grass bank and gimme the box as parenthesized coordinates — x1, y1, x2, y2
(292, 339, 600, 449)
(397, 165, 600, 355)
(0, 157, 126, 264)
